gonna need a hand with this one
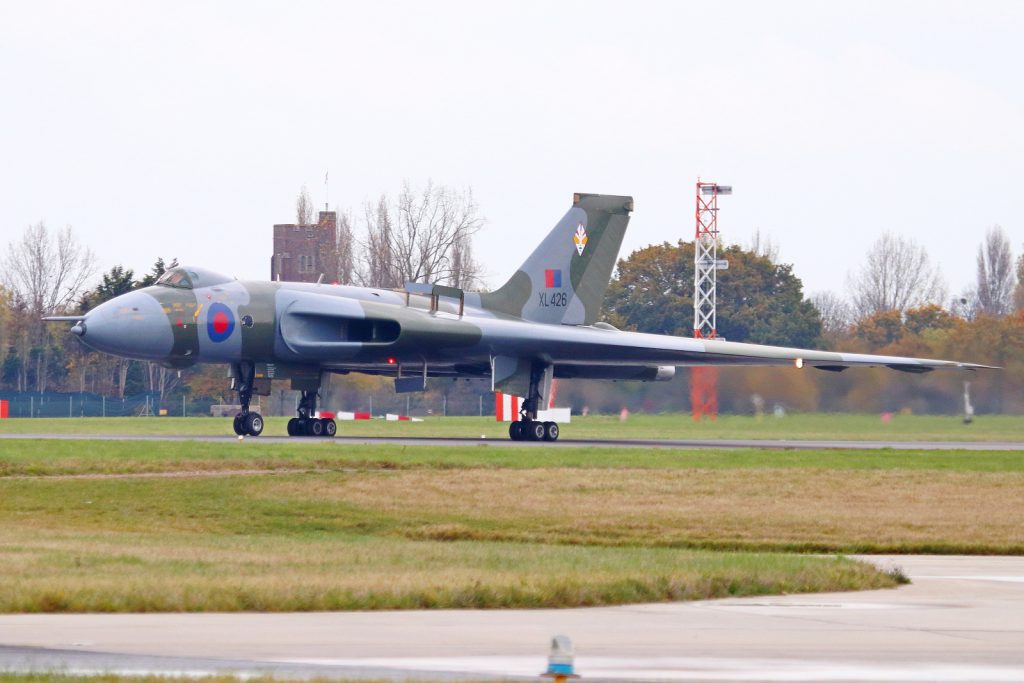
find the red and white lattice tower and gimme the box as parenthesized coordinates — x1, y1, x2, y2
(691, 180, 731, 421)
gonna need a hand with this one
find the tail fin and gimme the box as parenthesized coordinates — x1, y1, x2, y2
(480, 193, 633, 325)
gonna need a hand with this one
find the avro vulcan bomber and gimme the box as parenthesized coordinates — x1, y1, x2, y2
(47, 193, 988, 440)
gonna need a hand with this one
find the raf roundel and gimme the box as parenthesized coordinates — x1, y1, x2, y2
(206, 302, 235, 343)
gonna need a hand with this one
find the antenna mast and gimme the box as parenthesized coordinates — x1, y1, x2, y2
(692, 179, 731, 421)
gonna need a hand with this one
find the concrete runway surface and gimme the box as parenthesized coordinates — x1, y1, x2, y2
(3, 432, 1024, 450)
(1, 556, 1022, 682)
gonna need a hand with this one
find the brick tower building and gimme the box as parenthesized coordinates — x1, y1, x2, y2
(271, 209, 338, 283)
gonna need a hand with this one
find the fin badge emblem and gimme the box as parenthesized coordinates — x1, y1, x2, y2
(573, 223, 588, 256)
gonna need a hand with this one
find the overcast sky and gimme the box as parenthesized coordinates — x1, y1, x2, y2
(1, 1, 1021, 301)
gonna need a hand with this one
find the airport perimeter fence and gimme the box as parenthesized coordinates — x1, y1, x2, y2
(0, 389, 498, 419)
(0, 391, 213, 418)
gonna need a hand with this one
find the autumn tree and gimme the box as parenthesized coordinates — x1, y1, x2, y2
(1, 222, 95, 392)
(810, 291, 853, 345)
(336, 211, 356, 285)
(603, 241, 821, 347)
(904, 303, 957, 336)
(975, 226, 1015, 316)
(1016, 252, 1024, 310)
(746, 229, 779, 263)
(296, 185, 314, 225)
(849, 233, 946, 317)
(0, 285, 13, 386)
(602, 241, 695, 336)
(359, 181, 483, 289)
(361, 195, 400, 288)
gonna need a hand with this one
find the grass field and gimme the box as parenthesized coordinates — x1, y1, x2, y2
(1, 435, 1020, 613)
(2, 412, 1022, 441)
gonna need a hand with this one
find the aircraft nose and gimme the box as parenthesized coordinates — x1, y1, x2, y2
(79, 291, 174, 361)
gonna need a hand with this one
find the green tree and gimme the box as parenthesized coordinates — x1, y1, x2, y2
(1014, 251, 1024, 311)
(79, 265, 135, 312)
(138, 257, 176, 288)
(603, 241, 822, 347)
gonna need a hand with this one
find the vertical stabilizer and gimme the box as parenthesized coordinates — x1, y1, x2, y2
(480, 193, 632, 325)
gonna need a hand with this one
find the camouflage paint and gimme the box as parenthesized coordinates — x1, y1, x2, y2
(480, 193, 632, 326)
(145, 286, 200, 367)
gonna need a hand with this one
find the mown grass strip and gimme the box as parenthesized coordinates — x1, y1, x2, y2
(2, 413, 1022, 441)
(0, 529, 892, 612)
(1, 439, 1022, 478)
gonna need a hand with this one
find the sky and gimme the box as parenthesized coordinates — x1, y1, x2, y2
(1, 0, 1022, 301)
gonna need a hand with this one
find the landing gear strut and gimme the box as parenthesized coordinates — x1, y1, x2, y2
(232, 361, 263, 437)
(507, 362, 559, 442)
(287, 389, 336, 437)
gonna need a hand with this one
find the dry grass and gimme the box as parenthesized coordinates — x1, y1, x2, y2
(261, 468, 1024, 553)
(2, 436, 1020, 613)
(0, 466, 906, 612)
(0, 524, 892, 612)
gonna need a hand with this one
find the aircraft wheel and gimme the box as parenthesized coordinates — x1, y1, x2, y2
(232, 414, 245, 436)
(286, 418, 299, 436)
(508, 421, 523, 441)
(526, 420, 546, 441)
(323, 418, 337, 437)
(308, 418, 325, 437)
(244, 412, 264, 437)
(543, 421, 559, 442)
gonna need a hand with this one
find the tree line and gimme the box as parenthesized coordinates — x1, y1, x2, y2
(0, 181, 485, 407)
(594, 227, 1024, 415)
(1, 189, 1021, 416)
(296, 180, 484, 290)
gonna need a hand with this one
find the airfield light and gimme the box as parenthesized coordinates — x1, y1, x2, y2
(541, 635, 579, 681)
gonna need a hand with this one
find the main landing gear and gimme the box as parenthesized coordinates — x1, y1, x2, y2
(506, 361, 559, 442)
(508, 419, 559, 442)
(232, 361, 264, 437)
(286, 389, 337, 437)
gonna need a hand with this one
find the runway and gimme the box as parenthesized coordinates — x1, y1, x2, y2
(1, 556, 1022, 682)
(3, 432, 1023, 450)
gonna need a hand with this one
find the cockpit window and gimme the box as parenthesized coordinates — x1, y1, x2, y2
(155, 266, 234, 290)
(156, 268, 193, 289)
